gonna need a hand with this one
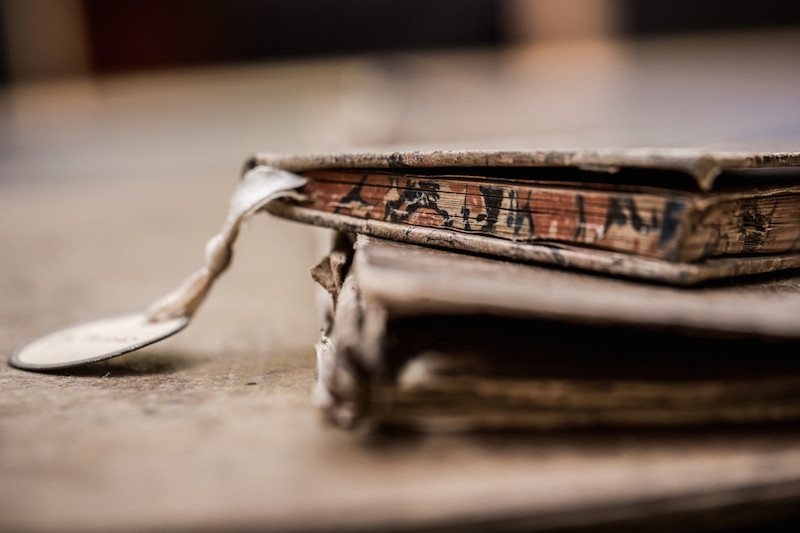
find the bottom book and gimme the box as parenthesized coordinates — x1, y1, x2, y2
(312, 233, 800, 432)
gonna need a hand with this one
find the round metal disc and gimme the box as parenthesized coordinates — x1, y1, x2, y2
(9, 313, 190, 371)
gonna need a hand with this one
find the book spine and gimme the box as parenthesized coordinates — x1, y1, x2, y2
(299, 171, 692, 261)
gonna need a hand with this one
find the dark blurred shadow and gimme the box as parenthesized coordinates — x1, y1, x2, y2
(360, 420, 800, 452)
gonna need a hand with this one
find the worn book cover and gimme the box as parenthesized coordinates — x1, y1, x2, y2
(256, 148, 800, 284)
(312, 233, 800, 431)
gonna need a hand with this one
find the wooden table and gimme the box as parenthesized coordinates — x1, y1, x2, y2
(2, 30, 800, 532)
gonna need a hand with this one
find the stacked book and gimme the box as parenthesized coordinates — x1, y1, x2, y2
(256, 148, 800, 431)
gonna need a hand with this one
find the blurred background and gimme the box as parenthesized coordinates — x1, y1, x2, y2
(4, 0, 800, 80)
(2, 2, 800, 532)
(2, 0, 800, 187)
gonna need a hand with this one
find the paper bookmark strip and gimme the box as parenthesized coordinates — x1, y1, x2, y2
(9, 165, 306, 371)
(146, 165, 307, 321)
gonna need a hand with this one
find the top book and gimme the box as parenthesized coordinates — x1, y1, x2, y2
(255, 148, 800, 284)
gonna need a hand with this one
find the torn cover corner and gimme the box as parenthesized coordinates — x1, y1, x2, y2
(309, 232, 356, 305)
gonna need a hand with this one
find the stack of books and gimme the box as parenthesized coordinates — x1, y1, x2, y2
(252, 148, 800, 430)
(253, 148, 800, 431)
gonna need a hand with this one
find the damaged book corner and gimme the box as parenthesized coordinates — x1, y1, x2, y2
(254, 148, 800, 431)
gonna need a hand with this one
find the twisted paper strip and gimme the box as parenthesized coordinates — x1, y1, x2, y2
(146, 166, 306, 322)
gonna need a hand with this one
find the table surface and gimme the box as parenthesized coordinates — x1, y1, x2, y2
(2, 30, 800, 532)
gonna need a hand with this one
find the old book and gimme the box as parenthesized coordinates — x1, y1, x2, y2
(312, 233, 800, 431)
(257, 148, 800, 284)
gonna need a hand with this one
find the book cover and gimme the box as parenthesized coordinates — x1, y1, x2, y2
(256, 148, 800, 284)
(313, 233, 800, 431)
